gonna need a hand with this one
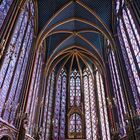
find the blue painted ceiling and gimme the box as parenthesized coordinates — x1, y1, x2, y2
(38, 0, 112, 31)
(37, 0, 113, 63)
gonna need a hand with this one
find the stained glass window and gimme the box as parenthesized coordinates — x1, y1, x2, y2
(70, 72, 75, 106)
(69, 113, 82, 134)
(108, 50, 126, 136)
(53, 69, 67, 140)
(44, 70, 55, 139)
(26, 50, 43, 135)
(70, 70, 81, 107)
(83, 68, 98, 140)
(96, 70, 110, 140)
(0, 0, 13, 29)
(60, 71, 67, 139)
(117, 2, 140, 114)
(0, 0, 35, 126)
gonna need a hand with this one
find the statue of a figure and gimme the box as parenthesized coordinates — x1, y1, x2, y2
(18, 113, 29, 140)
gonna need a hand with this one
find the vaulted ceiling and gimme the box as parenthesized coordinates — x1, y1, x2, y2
(37, 0, 114, 72)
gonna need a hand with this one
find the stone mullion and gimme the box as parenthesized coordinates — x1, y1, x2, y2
(99, 74, 109, 140)
(41, 76, 52, 138)
(58, 74, 63, 139)
(81, 73, 86, 139)
(13, 46, 36, 128)
(108, 56, 121, 124)
(1, 15, 29, 119)
(4, 15, 29, 96)
(128, 3, 140, 38)
(29, 54, 42, 135)
(32, 54, 44, 118)
(0, 10, 26, 88)
(125, 8, 140, 53)
(94, 71, 102, 140)
(8, 24, 32, 123)
(105, 55, 118, 132)
(126, 0, 140, 26)
(114, 14, 139, 116)
(39, 42, 48, 133)
(83, 74, 91, 139)
(103, 43, 116, 132)
(33, 61, 46, 138)
(0, 0, 18, 39)
(50, 72, 57, 139)
(111, 53, 126, 118)
(120, 17, 140, 110)
(44, 74, 52, 140)
(74, 75, 76, 138)
(27, 50, 40, 119)
(19, 37, 36, 113)
(15, 38, 37, 129)
(14, 20, 34, 95)
(30, 57, 41, 122)
(113, 34, 136, 139)
(0, 0, 24, 64)
(121, 16, 140, 73)
(85, 74, 93, 140)
(66, 71, 70, 139)
(117, 27, 139, 104)
(109, 52, 127, 137)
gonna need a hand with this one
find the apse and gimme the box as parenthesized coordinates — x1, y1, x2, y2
(40, 47, 110, 139)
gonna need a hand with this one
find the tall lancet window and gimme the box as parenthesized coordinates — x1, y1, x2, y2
(68, 69, 83, 139)
(83, 68, 98, 140)
(26, 47, 43, 135)
(108, 50, 127, 136)
(116, 0, 140, 114)
(0, 0, 35, 125)
(0, 0, 13, 29)
(70, 70, 81, 106)
(43, 70, 55, 139)
(96, 70, 110, 140)
(53, 69, 67, 140)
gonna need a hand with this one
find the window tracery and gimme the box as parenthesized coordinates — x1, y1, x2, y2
(0, 0, 35, 126)
(108, 50, 127, 136)
(53, 69, 67, 140)
(42, 67, 111, 140)
(116, 2, 140, 114)
(0, 0, 13, 29)
(70, 70, 81, 107)
(69, 113, 82, 134)
(43, 70, 55, 139)
(83, 68, 98, 140)
(96, 70, 110, 140)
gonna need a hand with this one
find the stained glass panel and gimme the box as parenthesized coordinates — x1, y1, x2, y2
(96, 71, 110, 140)
(83, 68, 98, 140)
(53, 69, 67, 140)
(70, 70, 81, 107)
(0, 0, 13, 28)
(0, 0, 35, 127)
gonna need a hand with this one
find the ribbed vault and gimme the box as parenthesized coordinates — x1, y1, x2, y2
(45, 46, 106, 82)
(36, 0, 114, 75)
